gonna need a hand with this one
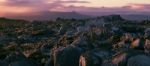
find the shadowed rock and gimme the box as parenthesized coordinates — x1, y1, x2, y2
(8, 60, 39, 66)
(144, 39, 150, 53)
(3, 51, 38, 66)
(0, 60, 2, 64)
(112, 50, 146, 66)
(127, 55, 150, 66)
(130, 38, 145, 50)
(40, 44, 54, 56)
(79, 49, 112, 66)
(46, 45, 83, 66)
(28, 51, 48, 66)
(4, 51, 26, 64)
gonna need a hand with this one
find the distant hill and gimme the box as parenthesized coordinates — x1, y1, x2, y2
(1, 11, 150, 21)
(80, 12, 150, 21)
(121, 14, 150, 21)
(4, 11, 90, 21)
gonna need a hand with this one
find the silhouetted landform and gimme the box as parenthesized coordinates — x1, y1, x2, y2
(4, 11, 90, 21)
(0, 15, 150, 66)
(81, 11, 150, 21)
(3, 11, 150, 21)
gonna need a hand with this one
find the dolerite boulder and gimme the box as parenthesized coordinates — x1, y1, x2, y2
(112, 50, 146, 66)
(3, 51, 38, 66)
(45, 59, 52, 66)
(144, 39, 150, 53)
(71, 36, 91, 51)
(4, 51, 26, 65)
(79, 49, 112, 66)
(40, 44, 54, 56)
(8, 60, 38, 66)
(130, 38, 145, 50)
(0, 60, 2, 64)
(0, 59, 8, 66)
(44, 47, 65, 66)
(28, 51, 48, 66)
(127, 55, 150, 66)
(48, 45, 83, 66)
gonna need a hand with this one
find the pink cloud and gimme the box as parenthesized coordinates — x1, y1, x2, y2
(0, 0, 150, 16)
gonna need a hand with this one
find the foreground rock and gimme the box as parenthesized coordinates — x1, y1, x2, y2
(9, 60, 38, 66)
(46, 45, 83, 66)
(127, 55, 150, 66)
(79, 49, 112, 66)
(3, 51, 39, 66)
(112, 50, 147, 66)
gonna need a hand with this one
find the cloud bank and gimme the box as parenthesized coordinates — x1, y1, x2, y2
(0, 0, 150, 16)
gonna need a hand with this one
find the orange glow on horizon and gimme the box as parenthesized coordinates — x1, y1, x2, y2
(130, 5, 144, 9)
(0, 6, 33, 15)
(0, 0, 150, 15)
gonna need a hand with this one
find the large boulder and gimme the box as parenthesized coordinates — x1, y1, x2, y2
(8, 60, 38, 66)
(4, 51, 26, 64)
(112, 50, 146, 66)
(127, 55, 150, 66)
(0, 60, 7, 66)
(46, 46, 83, 66)
(45, 59, 53, 66)
(28, 51, 48, 66)
(40, 44, 54, 56)
(130, 38, 145, 50)
(3, 51, 38, 66)
(79, 49, 112, 66)
(144, 39, 150, 53)
(0, 60, 2, 64)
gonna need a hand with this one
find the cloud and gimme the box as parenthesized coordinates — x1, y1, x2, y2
(1, 0, 45, 6)
(0, 0, 150, 16)
(0, 0, 89, 7)
(129, 3, 150, 9)
(56, 0, 90, 3)
(59, 3, 150, 12)
(0, 0, 64, 13)
(0, 0, 90, 12)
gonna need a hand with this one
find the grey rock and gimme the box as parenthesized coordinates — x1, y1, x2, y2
(79, 49, 112, 66)
(127, 55, 150, 66)
(49, 46, 83, 66)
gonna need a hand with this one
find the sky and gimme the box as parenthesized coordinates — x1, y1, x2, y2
(0, 0, 150, 16)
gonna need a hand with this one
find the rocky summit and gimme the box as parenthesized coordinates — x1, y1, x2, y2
(0, 15, 150, 66)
